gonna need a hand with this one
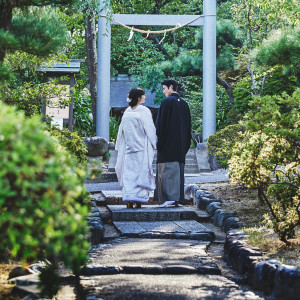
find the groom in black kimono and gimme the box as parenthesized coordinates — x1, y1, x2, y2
(155, 78, 191, 207)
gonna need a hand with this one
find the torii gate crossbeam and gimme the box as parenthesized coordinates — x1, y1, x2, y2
(97, 0, 216, 141)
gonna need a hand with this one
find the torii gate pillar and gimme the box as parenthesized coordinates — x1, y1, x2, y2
(96, 0, 111, 140)
(97, 0, 216, 141)
(203, 0, 216, 141)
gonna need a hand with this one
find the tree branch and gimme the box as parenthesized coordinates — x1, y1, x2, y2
(216, 74, 235, 108)
(147, 34, 170, 58)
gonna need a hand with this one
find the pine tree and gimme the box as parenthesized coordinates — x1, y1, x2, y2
(253, 27, 300, 84)
(0, 0, 78, 80)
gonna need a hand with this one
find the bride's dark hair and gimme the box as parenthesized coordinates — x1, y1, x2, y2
(128, 88, 145, 107)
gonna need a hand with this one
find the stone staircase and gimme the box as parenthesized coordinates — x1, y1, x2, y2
(152, 149, 200, 174)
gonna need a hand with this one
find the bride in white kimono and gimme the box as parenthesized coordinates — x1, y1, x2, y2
(115, 88, 157, 209)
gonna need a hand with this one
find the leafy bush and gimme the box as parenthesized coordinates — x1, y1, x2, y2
(73, 88, 95, 137)
(207, 124, 245, 168)
(3, 80, 69, 117)
(0, 103, 90, 280)
(229, 89, 300, 244)
(48, 127, 88, 164)
(233, 67, 297, 114)
(110, 112, 120, 142)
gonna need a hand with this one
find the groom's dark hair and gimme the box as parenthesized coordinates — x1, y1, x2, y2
(161, 78, 178, 91)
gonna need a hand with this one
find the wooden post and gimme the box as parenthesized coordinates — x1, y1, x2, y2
(68, 74, 75, 131)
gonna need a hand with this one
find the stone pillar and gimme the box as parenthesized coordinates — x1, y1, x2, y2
(203, 0, 216, 141)
(97, 0, 111, 140)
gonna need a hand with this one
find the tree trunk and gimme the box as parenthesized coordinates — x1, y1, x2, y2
(0, 1, 13, 61)
(85, 12, 97, 130)
(148, 34, 170, 59)
(216, 74, 235, 108)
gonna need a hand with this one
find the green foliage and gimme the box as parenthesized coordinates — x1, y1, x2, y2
(179, 77, 203, 133)
(0, 102, 90, 272)
(112, 27, 165, 75)
(0, 6, 73, 80)
(231, 0, 299, 51)
(48, 127, 88, 164)
(195, 19, 243, 72)
(229, 89, 300, 244)
(38, 262, 60, 298)
(73, 88, 95, 137)
(207, 124, 246, 168)
(3, 79, 69, 117)
(253, 27, 300, 82)
(233, 67, 297, 113)
(9, 9, 68, 56)
(110, 112, 120, 143)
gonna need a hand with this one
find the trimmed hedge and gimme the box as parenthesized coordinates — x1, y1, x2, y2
(0, 102, 90, 274)
(207, 124, 245, 168)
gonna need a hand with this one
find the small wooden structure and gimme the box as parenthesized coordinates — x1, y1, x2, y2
(38, 59, 84, 130)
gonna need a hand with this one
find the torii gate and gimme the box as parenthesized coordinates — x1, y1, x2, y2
(97, 0, 216, 142)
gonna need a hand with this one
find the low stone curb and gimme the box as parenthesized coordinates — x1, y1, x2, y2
(88, 200, 105, 245)
(80, 264, 221, 276)
(190, 185, 300, 300)
(119, 231, 214, 241)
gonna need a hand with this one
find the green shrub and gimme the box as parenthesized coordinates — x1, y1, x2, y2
(229, 89, 300, 244)
(233, 67, 297, 114)
(110, 112, 120, 142)
(48, 127, 88, 164)
(0, 102, 90, 274)
(73, 88, 95, 137)
(207, 124, 245, 168)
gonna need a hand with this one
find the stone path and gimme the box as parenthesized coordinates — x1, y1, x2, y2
(80, 186, 265, 299)
(84, 169, 229, 191)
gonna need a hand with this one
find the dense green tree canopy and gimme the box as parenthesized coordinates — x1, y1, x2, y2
(0, 0, 78, 80)
(253, 27, 300, 82)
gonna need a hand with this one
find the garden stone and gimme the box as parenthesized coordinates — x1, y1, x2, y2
(197, 266, 222, 275)
(192, 132, 202, 145)
(223, 217, 241, 232)
(230, 276, 247, 284)
(8, 267, 31, 279)
(213, 209, 236, 228)
(108, 142, 115, 150)
(199, 197, 222, 210)
(184, 184, 199, 200)
(88, 217, 104, 245)
(84, 137, 108, 157)
(251, 260, 280, 294)
(273, 264, 300, 300)
(237, 249, 263, 275)
(206, 202, 222, 216)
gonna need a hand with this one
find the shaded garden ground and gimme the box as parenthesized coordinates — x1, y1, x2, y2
(200, 182, 300, 269)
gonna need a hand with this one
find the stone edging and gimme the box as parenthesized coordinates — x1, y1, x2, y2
(186, 184, 300, 300)
(88, 200, 105, 245)
(80, 264, 221, 276)
(119, 231, 214, 241)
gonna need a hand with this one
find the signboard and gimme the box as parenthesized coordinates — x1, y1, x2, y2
(45, 85, 70, 119)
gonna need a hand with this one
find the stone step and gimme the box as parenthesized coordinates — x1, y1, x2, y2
(153, 157, 196, 163)
(113, 220, 214, 241)
(99, 191, 195, 207)
(107, 205, 210, 222)
(152, 167, 200, 174)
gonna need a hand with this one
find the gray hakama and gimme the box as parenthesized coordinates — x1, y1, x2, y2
(156, 162, 185, 203)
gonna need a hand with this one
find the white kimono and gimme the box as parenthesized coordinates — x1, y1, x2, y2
(115, 105, 157, 203)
